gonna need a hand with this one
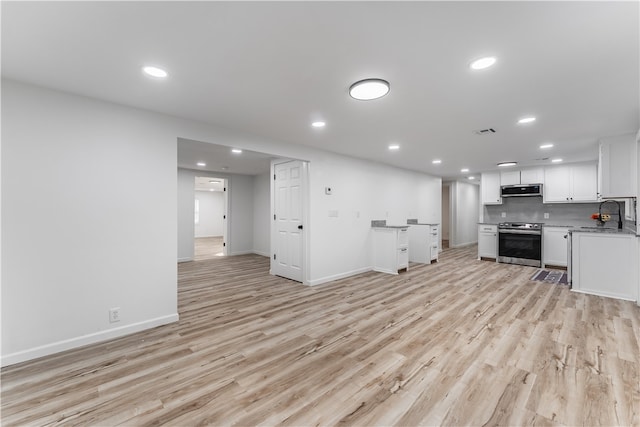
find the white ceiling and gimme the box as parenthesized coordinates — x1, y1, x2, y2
(3, 2, 638, 179)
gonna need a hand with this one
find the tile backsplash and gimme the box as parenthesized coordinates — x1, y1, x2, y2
(484, 197, 632, 228)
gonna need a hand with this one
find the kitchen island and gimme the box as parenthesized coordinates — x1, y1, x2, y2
(569, 227, 638, 301)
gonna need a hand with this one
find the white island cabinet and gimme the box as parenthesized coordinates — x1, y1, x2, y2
(407, 222, 439, 264)
(372, 227, 409, 275)
(571, 231, 638, 301)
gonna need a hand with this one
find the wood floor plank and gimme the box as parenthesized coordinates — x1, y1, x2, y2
(2, 246, 640, 426)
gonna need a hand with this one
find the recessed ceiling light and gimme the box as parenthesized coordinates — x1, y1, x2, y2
(497, 162, 517, 167)
(540, 143, 554, 149)
(461, 168, 469, 173)
(551, 158, 563, 163)
(349, 79, 390, 100)
(470, 56, 496, 70)
(468, 176, 476, 180)
(432, 159, 442, 164)
(197, 162, 206, 167)
(518, 117, 536, 124)
(311, 121, 326, 128)
(142, 66, 168, 78)
(388, 144, 400, 150)
(231, 149, 242, 154)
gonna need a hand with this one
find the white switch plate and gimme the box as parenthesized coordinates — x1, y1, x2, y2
(501, 212, 506, 218)
(544, 213, 549, 219)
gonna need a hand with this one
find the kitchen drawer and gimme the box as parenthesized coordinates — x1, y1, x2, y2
(430, 244, 438, 261)
(398, 229, 409, 246)
(479, 224, 497, 233)
(398, 247, 409, 268)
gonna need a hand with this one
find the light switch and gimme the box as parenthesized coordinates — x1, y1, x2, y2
(544, 213, 549, 219)
(501, 212, 506, 218)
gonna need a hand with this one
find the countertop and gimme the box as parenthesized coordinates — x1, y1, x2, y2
(568, 227, 636, 235)
(371, 220, 408, 229)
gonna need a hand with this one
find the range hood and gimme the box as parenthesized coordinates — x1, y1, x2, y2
(501, 184, 543, 197)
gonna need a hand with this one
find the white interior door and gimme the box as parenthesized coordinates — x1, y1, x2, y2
(273, 160, 304, 282)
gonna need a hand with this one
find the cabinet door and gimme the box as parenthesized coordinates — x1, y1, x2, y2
(570, 163, 598, 202)
(500, 171, 521, 186)
(478, 225, 497, 258)
(481, 172, 502, 205)
(544, 166, 571, 202)
(599, 137, 637, 198)
(543, 228, 568, 266)
(520, 167, 544, 185)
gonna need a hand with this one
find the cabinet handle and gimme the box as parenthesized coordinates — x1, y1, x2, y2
(400, 248, 407, 252)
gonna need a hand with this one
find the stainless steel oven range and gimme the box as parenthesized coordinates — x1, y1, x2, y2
(497, 222, 542, 267)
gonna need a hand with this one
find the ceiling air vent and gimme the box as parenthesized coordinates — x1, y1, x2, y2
(473, 128, 496, 135)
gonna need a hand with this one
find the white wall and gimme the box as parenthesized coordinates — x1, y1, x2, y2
(450, 181, 480, 247)
(305, 153, 441, 285)
(252, 172, 271, 257)
(2, 80, 179, 366)
(2, 79, 442, 365)
(195, 190, 224, 237)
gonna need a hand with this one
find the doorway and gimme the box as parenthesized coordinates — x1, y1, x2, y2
(194, 176, 228, 260)
(441, 183, 450, 249)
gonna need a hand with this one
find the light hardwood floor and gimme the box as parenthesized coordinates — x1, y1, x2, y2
(2, 245, 639, 426)
(194, 236, 225, 261)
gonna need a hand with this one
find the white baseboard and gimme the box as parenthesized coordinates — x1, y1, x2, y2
(177, 257, 193, 263)
(307, 267, 372, 286)
(253, 250, 270, 257)
(1, 313, 179, 367)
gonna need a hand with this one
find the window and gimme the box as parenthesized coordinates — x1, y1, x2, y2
(194, 199, 200, 225)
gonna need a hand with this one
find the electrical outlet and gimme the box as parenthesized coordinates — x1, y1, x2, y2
(544, 213, 549, 219)
(109, 307, 121, 323)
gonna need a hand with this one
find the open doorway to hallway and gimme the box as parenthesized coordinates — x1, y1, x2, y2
(194, 176, 227, 260)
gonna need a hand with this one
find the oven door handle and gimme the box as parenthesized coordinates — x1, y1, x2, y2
(498, 229, 541, 235)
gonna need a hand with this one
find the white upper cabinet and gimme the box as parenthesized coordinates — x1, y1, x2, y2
(481, 172, 502, 205)
(598, 134, 637, 199)
(500, 170, 521, 186)
(543, 162, 598, 203)
(520, 167, 544, 184)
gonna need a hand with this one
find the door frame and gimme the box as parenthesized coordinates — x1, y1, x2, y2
(270, 159, 310, 285)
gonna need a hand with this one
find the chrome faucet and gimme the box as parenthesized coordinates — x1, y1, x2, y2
(598, 199, 623, 229)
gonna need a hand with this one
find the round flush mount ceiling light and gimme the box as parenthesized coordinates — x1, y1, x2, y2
(470, 56, 496, 70)
(497, 161, 517, 167)
(432, 159, 442, 164)
(540, 143, 554, 149)
(349, 79, 390, 100)
(311, 121, 326, 128)
(518, 116, 536, 124)
(388, 144, 400, 150)
(142, 66, 168, 78)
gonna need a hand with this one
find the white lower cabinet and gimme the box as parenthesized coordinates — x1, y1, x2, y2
(408, 224, 439, 264)
(478, 224, 497, 259)
(571, 232, 638, 301)
(543, 227, 569, 267)
(372, 227, 409, 275)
